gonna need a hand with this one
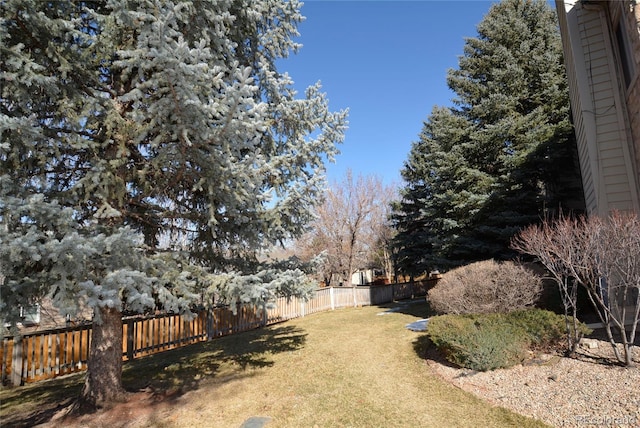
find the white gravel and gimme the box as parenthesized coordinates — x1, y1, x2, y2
(426, 339, 640, 427)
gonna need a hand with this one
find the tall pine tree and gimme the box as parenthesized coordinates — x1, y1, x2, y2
(393, 0, 583, 271)
(1, 0, 346, 409)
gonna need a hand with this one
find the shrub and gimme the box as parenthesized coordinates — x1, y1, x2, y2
(512, 211, 640, 365)
(427, 309, 591, 371)
(427, 314, 529, 371)
(507, 309, 591, 349)
(427, 259, 542, 315)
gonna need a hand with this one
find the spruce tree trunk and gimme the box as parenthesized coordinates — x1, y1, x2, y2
(77, 306, 127, 410)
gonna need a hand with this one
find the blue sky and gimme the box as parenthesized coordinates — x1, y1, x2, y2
(277, 0, 496, 186)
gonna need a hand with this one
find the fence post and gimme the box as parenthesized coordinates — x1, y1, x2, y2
(1, 337, 7, 385)
(330, 287, 335, 310)
(353, 287, 357, 307)
(301, 300, 305, 317)
(207, 309, 214, 340)
(11, 335, 23, 386)
(262, 303, 267, 327)
(126, 319, 134, 361)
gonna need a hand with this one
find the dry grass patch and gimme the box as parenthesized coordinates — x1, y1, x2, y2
(1, 300, 549, 427)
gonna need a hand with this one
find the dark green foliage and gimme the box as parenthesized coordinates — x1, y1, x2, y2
(428, 314, 529, 371)
(507, 309, 591, 348)
(390, 182, 433, 277)
(427, 310, 591, 371)
(392, 0, 584, 271)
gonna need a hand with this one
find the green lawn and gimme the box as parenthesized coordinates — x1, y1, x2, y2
(0, 300, 549, 427)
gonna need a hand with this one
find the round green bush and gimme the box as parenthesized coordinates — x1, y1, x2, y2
(426, 309, 591, 371)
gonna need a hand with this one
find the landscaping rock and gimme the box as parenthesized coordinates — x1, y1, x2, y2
(426, 339, 640, 428)
(406, 318, 429, 331)
(240, 416, 272, 428)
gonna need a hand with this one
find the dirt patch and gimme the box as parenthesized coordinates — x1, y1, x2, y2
(33, 388, 184, 428)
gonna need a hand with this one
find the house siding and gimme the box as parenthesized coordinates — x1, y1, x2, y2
(558, 2, 597, 211)
(610, 0, 640, 210)
(556, 0, 640, 216)
(620, 2, 640, 175)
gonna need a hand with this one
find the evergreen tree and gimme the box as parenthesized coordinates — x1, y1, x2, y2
(0, 0, 346, 409)
(393, 0, 583, 270)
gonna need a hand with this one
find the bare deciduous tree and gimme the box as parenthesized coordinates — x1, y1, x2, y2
(512, 216, 587, 353)
(295, 171, 396, 286)
(367, 182, 398, 284)
(512, 211, 640, 366)
(590, 212, 640, 366)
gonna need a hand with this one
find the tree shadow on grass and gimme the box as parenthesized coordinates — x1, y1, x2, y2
(375, 298, 433, 319)
(376, 299, 461, 370)
(412, 333, 461, 370)
(0, 324, 307, 427)
(0, 376, 81, 428)
(123, 323, 307, 392)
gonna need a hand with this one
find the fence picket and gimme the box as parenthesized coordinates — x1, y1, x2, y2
(11, 337, 22, 386)
(0, 338, 8, 385)
(72, 330, 78, 370)
(2, 282, 433, 386)
(54, 334, 59, 375)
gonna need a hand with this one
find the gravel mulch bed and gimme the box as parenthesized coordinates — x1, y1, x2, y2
(425, 336, 640, 428)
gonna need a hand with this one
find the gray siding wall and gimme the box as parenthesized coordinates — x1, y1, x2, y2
(557, 0, 640, 215)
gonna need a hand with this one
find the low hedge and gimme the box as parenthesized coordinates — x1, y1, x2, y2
(427, 309, 591, 371)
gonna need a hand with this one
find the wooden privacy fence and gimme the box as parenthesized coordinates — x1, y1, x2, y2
(1, 281, 434, 386)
